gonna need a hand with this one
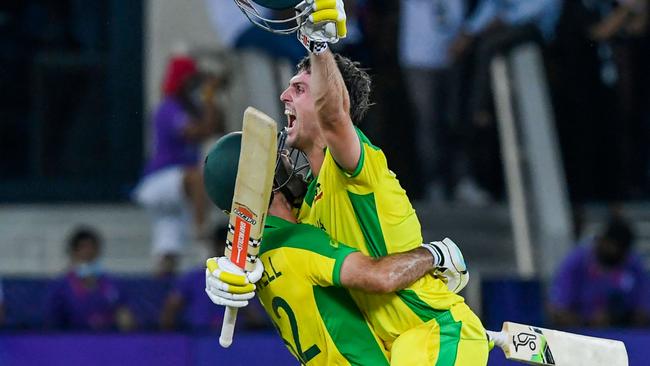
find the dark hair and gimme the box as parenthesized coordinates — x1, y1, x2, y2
(67, 226, 102, 254)
(602, 217, 635, 249)
(296, 53, 372, 124)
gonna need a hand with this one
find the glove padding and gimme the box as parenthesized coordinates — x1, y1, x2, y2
(205, 257, 264, 308)
(423, 238, 469, 294)
(306, 0, 346, 40)
(296, 0, 346, 53)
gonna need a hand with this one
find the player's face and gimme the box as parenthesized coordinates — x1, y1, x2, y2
(280, 71, 319, 150)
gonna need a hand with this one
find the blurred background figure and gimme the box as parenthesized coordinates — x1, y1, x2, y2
(398, 0, 489, 205)
(445, 0, 562, 200)
(550, 0, 650, 203)
(204, 0, 305, 65)
(44, 226, 136, 332)
(451, 0, 561, 126)
(399, 0, 463, 204)
(548, 216, 650, 327)
(134, 52, 224, 278)
(159, 225, 268, 332)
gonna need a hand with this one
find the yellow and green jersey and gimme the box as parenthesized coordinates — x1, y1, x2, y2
(256, 215, 390, 366)
(298, 128, 465, 347)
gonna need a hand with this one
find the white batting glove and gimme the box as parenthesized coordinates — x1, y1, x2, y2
(422, 238, 469, 294)
(204, 257, 264, 308)
(296, 0, 346, 53)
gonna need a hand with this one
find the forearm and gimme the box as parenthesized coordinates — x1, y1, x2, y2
(374, 247, 435, 292)
(310, 51, 350, 132)
(341, 248, 434, 293)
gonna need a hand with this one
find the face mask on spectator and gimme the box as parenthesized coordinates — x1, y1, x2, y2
(75, 261, 103, 278)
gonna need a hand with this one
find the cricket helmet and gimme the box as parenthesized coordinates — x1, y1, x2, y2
(234, 0, 312, 35)
(203, 129, 311, 213)
(274, 128, 311, 208)
(203, 132, 242, 212)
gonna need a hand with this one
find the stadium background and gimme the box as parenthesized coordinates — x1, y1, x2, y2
(0, 0, 649, 365)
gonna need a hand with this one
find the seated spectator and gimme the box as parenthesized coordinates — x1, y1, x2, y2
(44, 226, 136, 332)
(134, 52, 224, 277)
(159, 225, 268, 331)
(548, 216, 650, 327)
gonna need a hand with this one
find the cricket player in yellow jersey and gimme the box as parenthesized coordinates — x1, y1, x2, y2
(270, 1, 489, 364)
(202, 132, 466, 365)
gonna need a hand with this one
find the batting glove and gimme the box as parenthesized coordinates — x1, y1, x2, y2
(205, 257, 264, 308)
(422, 238, 469, 294)
(296, 0, 346, 54)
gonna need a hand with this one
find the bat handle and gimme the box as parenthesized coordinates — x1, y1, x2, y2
(220, 306, 238, 348)
(486, 330, 507, 349)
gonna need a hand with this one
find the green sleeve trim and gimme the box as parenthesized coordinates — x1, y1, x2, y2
(313, 286, 390, 365)
(355, 127, 380, 151)
(331, 128, 365, 178)
(347, 191, 388, 258)
(332, 247, 357, 287)
(346, 129, 365, 178)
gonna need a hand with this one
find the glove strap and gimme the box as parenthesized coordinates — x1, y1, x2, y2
(297, 29, 329, 55)
(421, 242, 443, 267)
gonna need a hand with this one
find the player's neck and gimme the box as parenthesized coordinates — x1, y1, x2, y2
(269, 193, 297, 223)
(304, 144, 325, 177)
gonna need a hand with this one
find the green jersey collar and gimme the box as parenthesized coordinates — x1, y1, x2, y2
(265, 215, 294, 229)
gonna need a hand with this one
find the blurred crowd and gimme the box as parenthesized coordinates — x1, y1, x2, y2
(0, 224, 270, 333)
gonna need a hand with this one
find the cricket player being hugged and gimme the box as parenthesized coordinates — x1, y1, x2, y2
(203, 131, 468, 365)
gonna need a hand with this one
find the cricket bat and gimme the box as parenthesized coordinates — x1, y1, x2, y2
(219, 107, 278, 348)
(487, 322, 628, 366)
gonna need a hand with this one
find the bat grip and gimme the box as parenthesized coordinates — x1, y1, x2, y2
(220, 306, 238, 348)
(486, 330, 507, 349)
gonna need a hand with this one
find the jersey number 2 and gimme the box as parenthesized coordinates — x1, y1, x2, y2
(272, 296, 321, 364)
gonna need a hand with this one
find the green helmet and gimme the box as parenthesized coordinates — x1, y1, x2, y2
(204, 129, 311, 213)
(203, 132, 242, 212)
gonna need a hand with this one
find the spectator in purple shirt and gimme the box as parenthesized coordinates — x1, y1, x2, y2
(159, 225, 268, 331)
(134, 52, 224, 277)
(45, 226, 136, 331)
(549, 217, 650, 327)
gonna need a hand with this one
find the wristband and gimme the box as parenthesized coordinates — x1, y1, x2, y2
(297, 29, 329, 55)
(421, 242, 443, 267)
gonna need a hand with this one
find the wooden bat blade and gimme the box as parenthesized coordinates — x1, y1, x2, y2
(493, 322, 628, 366)
(225, 106, 278, 272)
(220, 106, 277, 348)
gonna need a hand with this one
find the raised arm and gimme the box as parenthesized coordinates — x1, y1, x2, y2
(310, 50, 361, 173)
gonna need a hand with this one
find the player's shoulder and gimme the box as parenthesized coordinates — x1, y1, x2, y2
(262, 217, 354, 259)
(322, 127, 386, 180)
(262, 217, 328, 250)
